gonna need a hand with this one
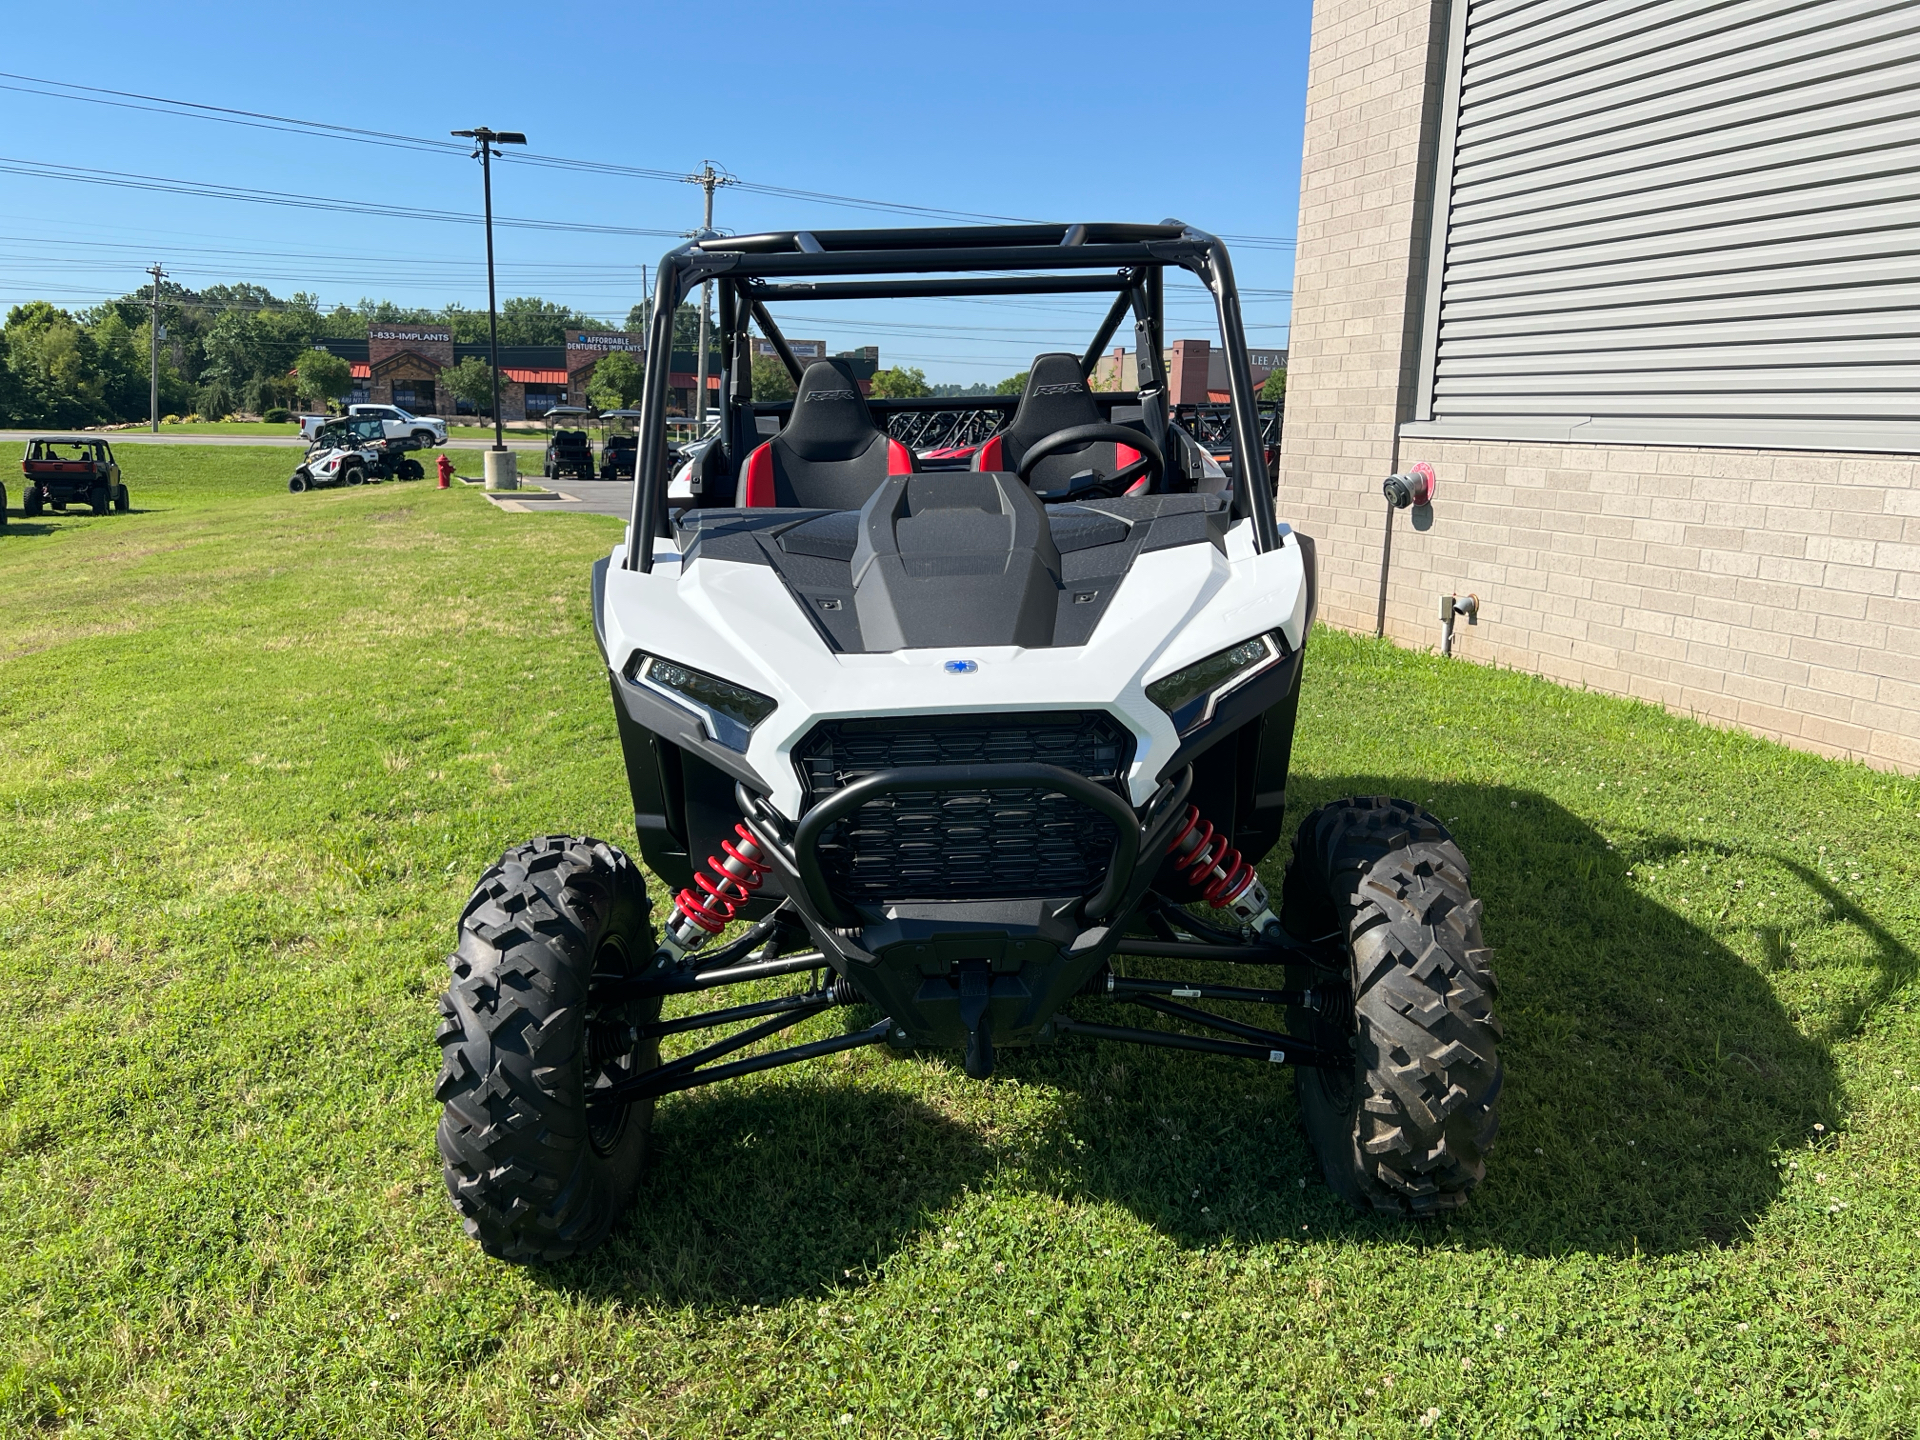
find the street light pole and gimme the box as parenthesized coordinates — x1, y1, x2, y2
(147, 262, 166, 434)
(453, 126, 527, 452)
(684, 161, 735, 428)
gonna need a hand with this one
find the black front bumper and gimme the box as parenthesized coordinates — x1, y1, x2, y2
(739, 761, 1193, 1050)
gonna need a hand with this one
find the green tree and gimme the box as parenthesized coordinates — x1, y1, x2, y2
(750, 353, 796, 401)
(497, 296, 600, 347)
(587, 351, 645, 410)
(3, 302, 106, 428)
(294, 348, 353, 409)
(869, 365, 931, 399)
(442, 357, 497, 415)
(1259, 368, 1286, 403)
(995, 370, 1030, 396)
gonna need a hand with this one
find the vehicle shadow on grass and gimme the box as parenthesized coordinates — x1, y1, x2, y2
(998, 779, 1853, 1258)
(541, 1082, 993, 1307)
(540, 781, 1876, 1299)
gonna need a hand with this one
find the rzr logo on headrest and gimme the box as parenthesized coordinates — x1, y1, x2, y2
(808, 389, 859, 401)
(1033, 383, 1086, 396)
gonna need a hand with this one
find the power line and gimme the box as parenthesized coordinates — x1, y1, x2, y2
(0, 157, 687, 237)
(0, 71, 1298, 247)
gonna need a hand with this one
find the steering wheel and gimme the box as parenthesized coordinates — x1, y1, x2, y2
(1015, 423, 1164, 501)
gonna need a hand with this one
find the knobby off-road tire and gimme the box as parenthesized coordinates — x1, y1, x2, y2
(342, 464, 366, 487)
(1281, 797, 1501, 1215)
(22, 488, 42, 517)
(89, 484, 111, 516)
(114, 484, 130, 512)
(436, 835, 661, 1261)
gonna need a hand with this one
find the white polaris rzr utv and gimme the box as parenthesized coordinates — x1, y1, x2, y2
(436, 223, 1502, 1261)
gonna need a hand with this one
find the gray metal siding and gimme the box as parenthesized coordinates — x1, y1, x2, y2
(1406, 0, 1920, 452)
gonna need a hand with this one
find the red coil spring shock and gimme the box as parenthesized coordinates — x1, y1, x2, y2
(664, 823, 770, 956)
(1163, 804, 1280, 934)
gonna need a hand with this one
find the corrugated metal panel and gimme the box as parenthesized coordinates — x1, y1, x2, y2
(1408, 0, 1920, 452)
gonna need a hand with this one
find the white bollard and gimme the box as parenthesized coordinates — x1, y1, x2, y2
(483, 448, 519, 491)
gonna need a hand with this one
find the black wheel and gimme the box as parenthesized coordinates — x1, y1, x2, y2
(89, 484, 110, 516)
(23, 489, 41, 517)
(114, 484, 130, 513)
(436, 835, 661, 1262)
(288, 474, 310, 493)
(0, 481, 7, 526)
(399, 459, 424, 481)
(1281, 797, 1501, 1215)
(341, 464, 366, 487)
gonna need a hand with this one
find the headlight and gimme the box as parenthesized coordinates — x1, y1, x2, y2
(1145, 632, 1286, 735)
(627, 652, 775, 751)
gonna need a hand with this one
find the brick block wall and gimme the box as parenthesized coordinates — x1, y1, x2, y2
(1278, 0, 1920, 774)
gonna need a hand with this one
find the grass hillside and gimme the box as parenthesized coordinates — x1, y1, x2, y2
(2, 444, 1916, 1435)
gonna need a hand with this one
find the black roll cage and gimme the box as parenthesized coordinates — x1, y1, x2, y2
(622, 221, 1280, 572)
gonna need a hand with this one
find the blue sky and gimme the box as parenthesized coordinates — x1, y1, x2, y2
(0, 1, 1312, 385)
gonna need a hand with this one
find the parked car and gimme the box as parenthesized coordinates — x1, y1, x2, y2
(298, 405, 446, 447)
(20, 437, 129, 516)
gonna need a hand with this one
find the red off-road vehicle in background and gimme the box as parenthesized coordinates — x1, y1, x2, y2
(21, 438, 130, 517)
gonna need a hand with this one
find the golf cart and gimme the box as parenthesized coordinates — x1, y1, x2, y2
(542, 406, 596, 481)
(21, 437, 129, 515)
(289, 416, 424, 491)
(598, 409, 645, 480)
(436, 223, 1501, 1262)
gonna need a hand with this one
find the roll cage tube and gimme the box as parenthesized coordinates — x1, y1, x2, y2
(625, 224, 1280, 572)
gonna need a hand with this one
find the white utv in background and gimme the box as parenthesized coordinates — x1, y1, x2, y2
(298, 405, 446, 448)
(434, 223, 1502, 1261)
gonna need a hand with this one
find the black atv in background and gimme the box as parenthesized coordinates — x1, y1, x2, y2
(543, 430, 595, 482)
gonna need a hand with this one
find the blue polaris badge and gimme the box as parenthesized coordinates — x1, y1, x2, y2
(944, 659, 978, 674)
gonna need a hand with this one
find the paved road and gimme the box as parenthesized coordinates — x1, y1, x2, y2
(0, 430, 547, 451)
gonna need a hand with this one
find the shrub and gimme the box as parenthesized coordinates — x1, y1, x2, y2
(263, 407, 292, 424)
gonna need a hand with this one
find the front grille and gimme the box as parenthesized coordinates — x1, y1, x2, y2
(795, 711, 1134, 903)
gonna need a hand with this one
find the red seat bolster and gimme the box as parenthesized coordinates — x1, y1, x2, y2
(886, 438, 915, 475)
(972, 434, 1006, 472)
(742, 441, 775, 506)
(1117, 443, 1148, 496)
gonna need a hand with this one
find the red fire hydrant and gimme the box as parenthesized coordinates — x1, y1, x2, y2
(436, 453, 453, 489)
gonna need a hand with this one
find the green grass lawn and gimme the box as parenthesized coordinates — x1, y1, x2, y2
(2, 444, 1917, 1436)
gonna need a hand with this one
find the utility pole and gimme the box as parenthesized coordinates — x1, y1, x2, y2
(683, 161, 735, 427)
(147, 263, 166, 433)
(452, 126, 527, 455)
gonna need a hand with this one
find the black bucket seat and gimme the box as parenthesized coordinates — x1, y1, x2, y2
(972, 352, 1149, 493)
(740, 359, 915, 509)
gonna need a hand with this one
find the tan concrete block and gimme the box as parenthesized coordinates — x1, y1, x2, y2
(1743, 652, 1811, 688)
(1824, 562, 1900, 597)
(1804, 665, 1881, 702)
(1866, 726, 1920, 773)
(1811, 612, 1886, 647)
(1788, 634, 1864, 671)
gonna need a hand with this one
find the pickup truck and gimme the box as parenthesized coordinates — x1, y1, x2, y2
(298, 405, 446, 447)
(20, 436, 129, 516)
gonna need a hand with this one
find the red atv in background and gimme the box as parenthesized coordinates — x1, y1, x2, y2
(21, 437, 130, 517)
